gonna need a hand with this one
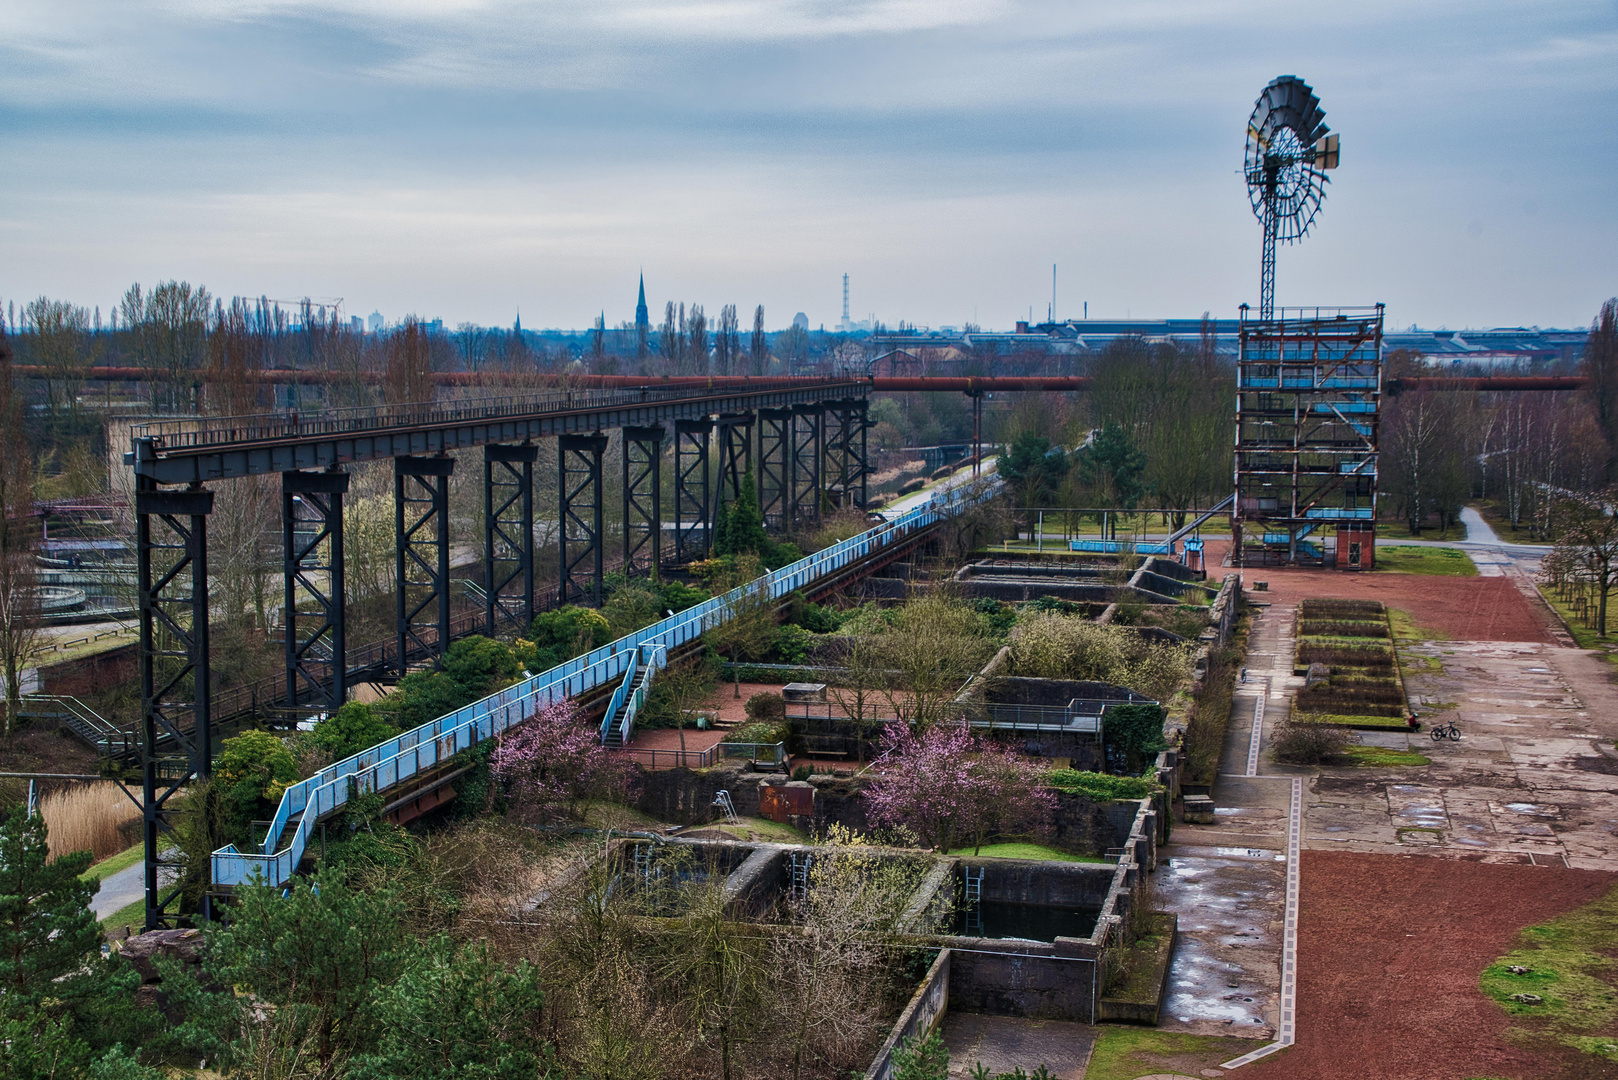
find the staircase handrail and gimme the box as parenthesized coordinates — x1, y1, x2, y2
(212, 473, 1000, 889)
(600, 649, 640, 742)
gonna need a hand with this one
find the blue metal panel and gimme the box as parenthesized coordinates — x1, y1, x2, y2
(211, 476, 995, 888)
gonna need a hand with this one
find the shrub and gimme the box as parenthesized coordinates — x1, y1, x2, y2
(525, 607, 611, 669)
(1272, 720, 1351, 765)
(773, 624, 815, 665)
(785, 591, 842, 633)
(601, 583, 663, 638)
(1045, 769, 1157, 800)
(1103, 703, 1168, 772)
(216, 730, 299, 844)
(744, 692, 786, 723)
(723, 722, 786, 746)
(659, 580, 709, 612)
(310, 701, 399, 762)
(792, 766, 812, 781)
(1010, 615, 1195, 703)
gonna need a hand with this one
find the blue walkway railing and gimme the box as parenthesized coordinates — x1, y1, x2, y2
(211, 475, 995, 888)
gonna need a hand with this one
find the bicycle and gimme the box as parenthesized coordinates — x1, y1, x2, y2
(1429, 720, 1462, 741)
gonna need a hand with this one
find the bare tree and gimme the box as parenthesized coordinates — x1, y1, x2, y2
(703, 556, 777, 698)
(22, 297, 94, 428)
(120, 280, 212, 412)
(715, 304, 739, 376)
(1581, 298, 1618, 479)
(871, 588, 996, 729)
(1549, 490, 1618, 635)
(385, 317, 434, 404)
(687, 305, 708, 375)
(750, 305, 767, 375)
(0, 316, 41, 737)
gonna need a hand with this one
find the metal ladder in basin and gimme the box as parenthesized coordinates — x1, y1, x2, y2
(963, 866, 984, 937)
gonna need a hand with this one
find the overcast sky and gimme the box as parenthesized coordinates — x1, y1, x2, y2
(2, 1, 1615, 332)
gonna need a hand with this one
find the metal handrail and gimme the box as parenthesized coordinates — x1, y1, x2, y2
(599, 650, 640, 742)
(133, 379, 863, 455)
(211, 472, 998, 888)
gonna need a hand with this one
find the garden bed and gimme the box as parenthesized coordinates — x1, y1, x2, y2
(1293, 599, 1410, 723)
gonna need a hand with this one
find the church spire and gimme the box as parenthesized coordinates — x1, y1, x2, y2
(635, 273, 649, 359)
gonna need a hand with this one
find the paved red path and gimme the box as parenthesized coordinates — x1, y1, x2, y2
(1243, 851, 1612, 1080)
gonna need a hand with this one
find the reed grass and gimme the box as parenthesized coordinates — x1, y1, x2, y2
(39, 783, 140, 863)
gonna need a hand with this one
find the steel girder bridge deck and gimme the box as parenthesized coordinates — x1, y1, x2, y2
(127, 378, 870, 929)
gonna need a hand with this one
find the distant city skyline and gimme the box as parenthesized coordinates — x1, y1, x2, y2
(2, 2, 1614, 331)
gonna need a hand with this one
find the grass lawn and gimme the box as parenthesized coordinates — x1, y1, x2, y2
(81, 843, 143, 885)
(1083, 1028, 1270, 1080)
(1480, 882, 1618, 1066)
(1534, 586, 1618, 665)
(1376, 545, 1478, 576)
(99, 898, 145, 935)
(1338, 746, 1431, 767)
(948, 842, 1109, 864)
(1388, 608, 1453, 643)
(686, 817, 806, 843)
(1295, 712, 1412, 730)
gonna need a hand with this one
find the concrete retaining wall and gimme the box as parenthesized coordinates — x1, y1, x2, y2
(864, 949, 952, 1080)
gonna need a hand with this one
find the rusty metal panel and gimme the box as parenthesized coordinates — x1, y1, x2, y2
(759, 784, 812, 822)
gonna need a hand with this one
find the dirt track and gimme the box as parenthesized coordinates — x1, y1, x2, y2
(1241, 851, 1613, 1080)
(1199, 539, 1552, 643)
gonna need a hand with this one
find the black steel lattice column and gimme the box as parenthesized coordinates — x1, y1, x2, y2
(283, 470, 347, 715)
(716, 413, 753, 511)
(622, 426, 663, 576)
(790, 404, 823, 525)
(396, 455, 454, 673)
(136, 479, 213, 930)
(484, 443, 537, 635)
(840, 399, 870, 508)
(674, 418, 713, 561)
(559, 434, 608, 605)
(757, 408, 792, 530)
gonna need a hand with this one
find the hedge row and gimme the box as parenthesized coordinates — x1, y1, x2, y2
(1299, 598, 1386, 618)
(1296, 642, 1394, 667)
(1299, 619, 1388, 639)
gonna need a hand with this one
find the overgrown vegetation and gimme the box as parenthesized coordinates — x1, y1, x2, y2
(1481, 882, 1618, 1066)
(1044, 769, 1157, 801)
(1181, 638, 1242, 785)
(1294, 599, 1409, 722)
(1008, 615, 1195, 704)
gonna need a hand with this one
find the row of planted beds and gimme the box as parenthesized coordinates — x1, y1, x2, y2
(1292, 598, 1412, 729)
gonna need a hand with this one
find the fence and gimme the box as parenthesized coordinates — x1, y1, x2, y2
(212, 474, 998, 888)
(619, 745, 719, 770)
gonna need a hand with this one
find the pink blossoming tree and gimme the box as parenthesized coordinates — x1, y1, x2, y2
(490, 696, 626, 823)
(863, 722, 1054, 854)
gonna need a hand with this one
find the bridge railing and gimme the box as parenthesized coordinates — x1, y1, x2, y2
(211, 473, 995, 889)
(133, 378, 863, 454)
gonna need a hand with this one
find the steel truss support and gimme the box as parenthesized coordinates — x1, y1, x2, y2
(674, 418, 713, 561)
(822, 400, 869, 509)
(790, 404, 823, 525)
(622, 426, 663, 576)
(559, 434, 608, 605)
(283, 470, 347, 716)
(483, 443, 537, 635)
(757, 408, 792, 530)
(396, 455, 454, 673)
(136, 479, 214, 930)
(715, 413, 753, 512)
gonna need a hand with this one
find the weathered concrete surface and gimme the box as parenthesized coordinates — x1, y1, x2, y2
(1153, 844, 1284, 1039)
(1305, 639, 1618, 870)
(938, 1012, 1096, 1079)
